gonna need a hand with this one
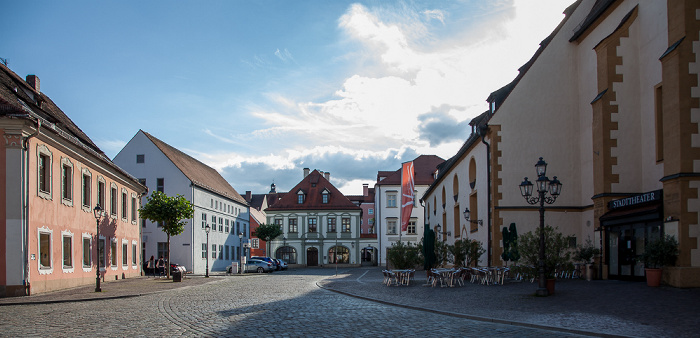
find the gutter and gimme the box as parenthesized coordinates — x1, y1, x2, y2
(22, 118, 41, 295)
(478, 124, 492, 266)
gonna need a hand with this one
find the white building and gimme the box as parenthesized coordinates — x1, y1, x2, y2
(374, 155, 444, 266)
(114, 130, 249, 273)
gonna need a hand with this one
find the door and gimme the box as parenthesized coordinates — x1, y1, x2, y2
(307, 247, 318, 266)
(607, 222, 661, 281)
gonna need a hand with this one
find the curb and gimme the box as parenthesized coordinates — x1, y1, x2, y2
(316, 281, 627, 338)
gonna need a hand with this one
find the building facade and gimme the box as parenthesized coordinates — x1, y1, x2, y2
(265, 169, 368, 267)
(114, 130, 249, 274)
(348, 183, 377, 265)
(0, 65, 147, 296)
(375, 155, 444, 266)
(423, 0, 700, 287)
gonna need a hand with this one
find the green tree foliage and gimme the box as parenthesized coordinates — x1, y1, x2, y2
(501, 223, 521, 265)
(387, 241, 422, 269)
(518, 225, 572, 278)
(465, 238, 486, 267)
(434, 238, 450, 267)
(253, 223, 283, 257)
(448, 239, 469, 267)
(639, 234, 679, 268)
(139, 191, 194, 278)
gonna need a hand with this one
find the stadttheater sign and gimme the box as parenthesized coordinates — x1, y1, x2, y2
(607, 190, 662, 210)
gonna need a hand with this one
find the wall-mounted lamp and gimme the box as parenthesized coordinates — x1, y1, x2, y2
(463, 207, 483, 226)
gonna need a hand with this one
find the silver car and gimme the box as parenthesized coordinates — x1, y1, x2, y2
(244, 259, 273, 273)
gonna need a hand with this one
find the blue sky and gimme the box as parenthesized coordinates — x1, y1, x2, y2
(2, 0, 571, 195)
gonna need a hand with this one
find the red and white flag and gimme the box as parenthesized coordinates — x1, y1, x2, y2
(400, 161, 415, 232)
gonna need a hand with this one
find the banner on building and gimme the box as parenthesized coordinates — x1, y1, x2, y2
(401, 161, 415, 232)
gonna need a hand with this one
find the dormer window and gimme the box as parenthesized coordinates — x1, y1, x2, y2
(321, 189, 330, 204)
(297, 190, 305, 204)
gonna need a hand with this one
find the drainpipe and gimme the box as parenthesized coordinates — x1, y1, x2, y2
(376, 185, 382, 267)
(22, 118, 41, 295)
(478, 124, 492, 266)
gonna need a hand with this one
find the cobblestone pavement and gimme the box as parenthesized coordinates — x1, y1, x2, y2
(319, 267, 700, 337)
(0, 269, 590, 337)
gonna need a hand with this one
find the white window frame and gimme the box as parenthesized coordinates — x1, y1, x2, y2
(121, 188, 129, 221)
(122, 239, 129, 269)
(37, 226, 53, 274)
(132, 240, 138, 268)
(61, 230, 74, 273)
(131, 193, 137, 224)
(386, 219, 397, 235)
(252, 238, 259, 249)
(110, 238, 118, 270)
(81, 167, 92, 212)
(82, 233, 92, 272)
(387, 192, 397, 208)
(97, 176, 106, 210)
(110, 183, 118, 217)
(60, 157, 74, 206)
(407, 219, 417, 235)
(37, 144, 52, 200)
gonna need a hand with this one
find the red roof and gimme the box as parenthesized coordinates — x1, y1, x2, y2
(375, 155, 445, 186)
(265, 170, 360, 211)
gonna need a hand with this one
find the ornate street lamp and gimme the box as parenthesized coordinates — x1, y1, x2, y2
(435, 224, 442, 241)
(519, 157, 562, 296)
(238, 232, 243, 273)
(93, 204, 103, 292)
(463, 207, 483, 226)
(205, 224, 210, 278)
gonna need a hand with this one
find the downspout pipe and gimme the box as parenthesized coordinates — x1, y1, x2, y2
(478, 124, 492, 266)
(22, 118, 41, 294)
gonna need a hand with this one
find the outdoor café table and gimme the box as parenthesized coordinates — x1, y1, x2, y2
(392, 269, 412, 286)
(433, 268, 456, 287)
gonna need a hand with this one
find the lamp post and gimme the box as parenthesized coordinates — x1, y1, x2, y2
(205, 224, 210, 278)
(519, 157, 562, 296)
(238, 232, 243, 273)
(93, 205, 103, 292)
(435, 224, 442, 241)
(463, 208, 483, 226)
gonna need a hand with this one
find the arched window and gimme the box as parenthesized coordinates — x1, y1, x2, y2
(328, 246, 349, 264)
(469, 157, 477, 190)
(275, 246, 297, 264)
(452, 175, 459, 201)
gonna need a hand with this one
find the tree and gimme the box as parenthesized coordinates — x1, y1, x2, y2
(253, 223, 283, 257)
(518, 225, 572, 278)
(139, 191, 194, 279)
(387, 241, 422, 269)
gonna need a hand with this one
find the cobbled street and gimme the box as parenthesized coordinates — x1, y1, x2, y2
(0, 269, 585, 337)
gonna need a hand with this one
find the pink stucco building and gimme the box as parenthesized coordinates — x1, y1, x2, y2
(0, 64, 147, 297)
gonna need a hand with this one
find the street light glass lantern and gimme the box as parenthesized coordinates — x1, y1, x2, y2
(93, 204, 102, 219)
(549, 176, 562, 196)
(535, 157, 547, 177)
(463, 207, 470, 221)
(238, 232, 243, 239)
(205, 224, 210, 233)
(536, 175, 550, 193)
(519, 177, 533, 197)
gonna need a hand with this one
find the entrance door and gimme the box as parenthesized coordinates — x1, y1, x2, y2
(307, 247, 318, 266)
(607, 222, 661, 281)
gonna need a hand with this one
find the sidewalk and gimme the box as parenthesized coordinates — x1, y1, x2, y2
(0, 272, 233, 306)
(318, 267, 700, 338)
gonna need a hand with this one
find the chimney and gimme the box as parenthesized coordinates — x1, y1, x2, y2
(324, 172, 330, 181)
(245, 191, 252, 201)
(26, 75, 40, 92)
(363, 184, 369, 196)
(303, 168, 310, 178)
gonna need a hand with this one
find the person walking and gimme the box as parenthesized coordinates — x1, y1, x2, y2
(147, 255, 156, 278)
(157, 256, 165, 278)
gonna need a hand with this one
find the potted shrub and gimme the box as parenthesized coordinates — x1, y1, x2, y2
(639, 235, 679, 287)
(518, 225, 572, 295)
(574, 238, 600, 281)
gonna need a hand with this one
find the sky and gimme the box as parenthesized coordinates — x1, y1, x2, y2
(2, 0, 572, 196)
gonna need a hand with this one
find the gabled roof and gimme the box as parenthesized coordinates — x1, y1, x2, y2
(375, 155, 445, 186)
(266, 169, 360, 211)
(570, 0, 617, 42)
(141, 130, 247, 205)
(246, 192, 287, 211)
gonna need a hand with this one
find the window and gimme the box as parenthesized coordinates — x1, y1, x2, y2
(275, 246, 297, 264)
(82, 237, 91, 268)
(225, 245, 230, 260)
(322, 190, 329, 204)
(342, 218, 351, 233)
(225, 219, 229, 233)
(289, 218, 298, 233)
(81, 170, 91, 207)
(62, 234, 73, 268)
(297, 191, 305, 204)
(328, 246, 349, 264)
(39, 231, 51, 269)
(218, 245, 223, 259)
(231, 219, 235, 233)
(251, 238, 260, 249)
(368, 208, 374, 215)
(275, 219, 283, 232)
(99, 238, 106, 268)
(97, 177, 106, 209)
(387, 193, 397, 208)
(655, 84, 664, 162)
(136, 154, 145, 163)
(110, 184, 118, 216)
(219, 217, 223, 232)
(236, 222, 240, 234)
(327, 218, 336, 233)
(157, 242, 168, 262)
(61, 158, 73, 203)
(308, 218, 317, 233)
(131, 195, 137, 223)
(202, 243, 207, 258)
(122, 242, 128, 266)
(212, 244, 217, 259)
(122, 189, 128, 220)
(407, 219, 416, 235)
(157, 178, 164, 192)
(110, 240, 117, 266)
(387, 219, 397, 235)
(37, 145, 52, 199)
(132, 243, 137, 266)
(211, 215, 216, 226)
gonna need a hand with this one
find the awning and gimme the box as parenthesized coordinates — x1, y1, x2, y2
(600, 202, 663, 227)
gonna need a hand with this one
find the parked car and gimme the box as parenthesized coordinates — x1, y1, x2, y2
(245, 259, 274, 273)
(251, 256, 277, 270)
(275, 259, 288, 270)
